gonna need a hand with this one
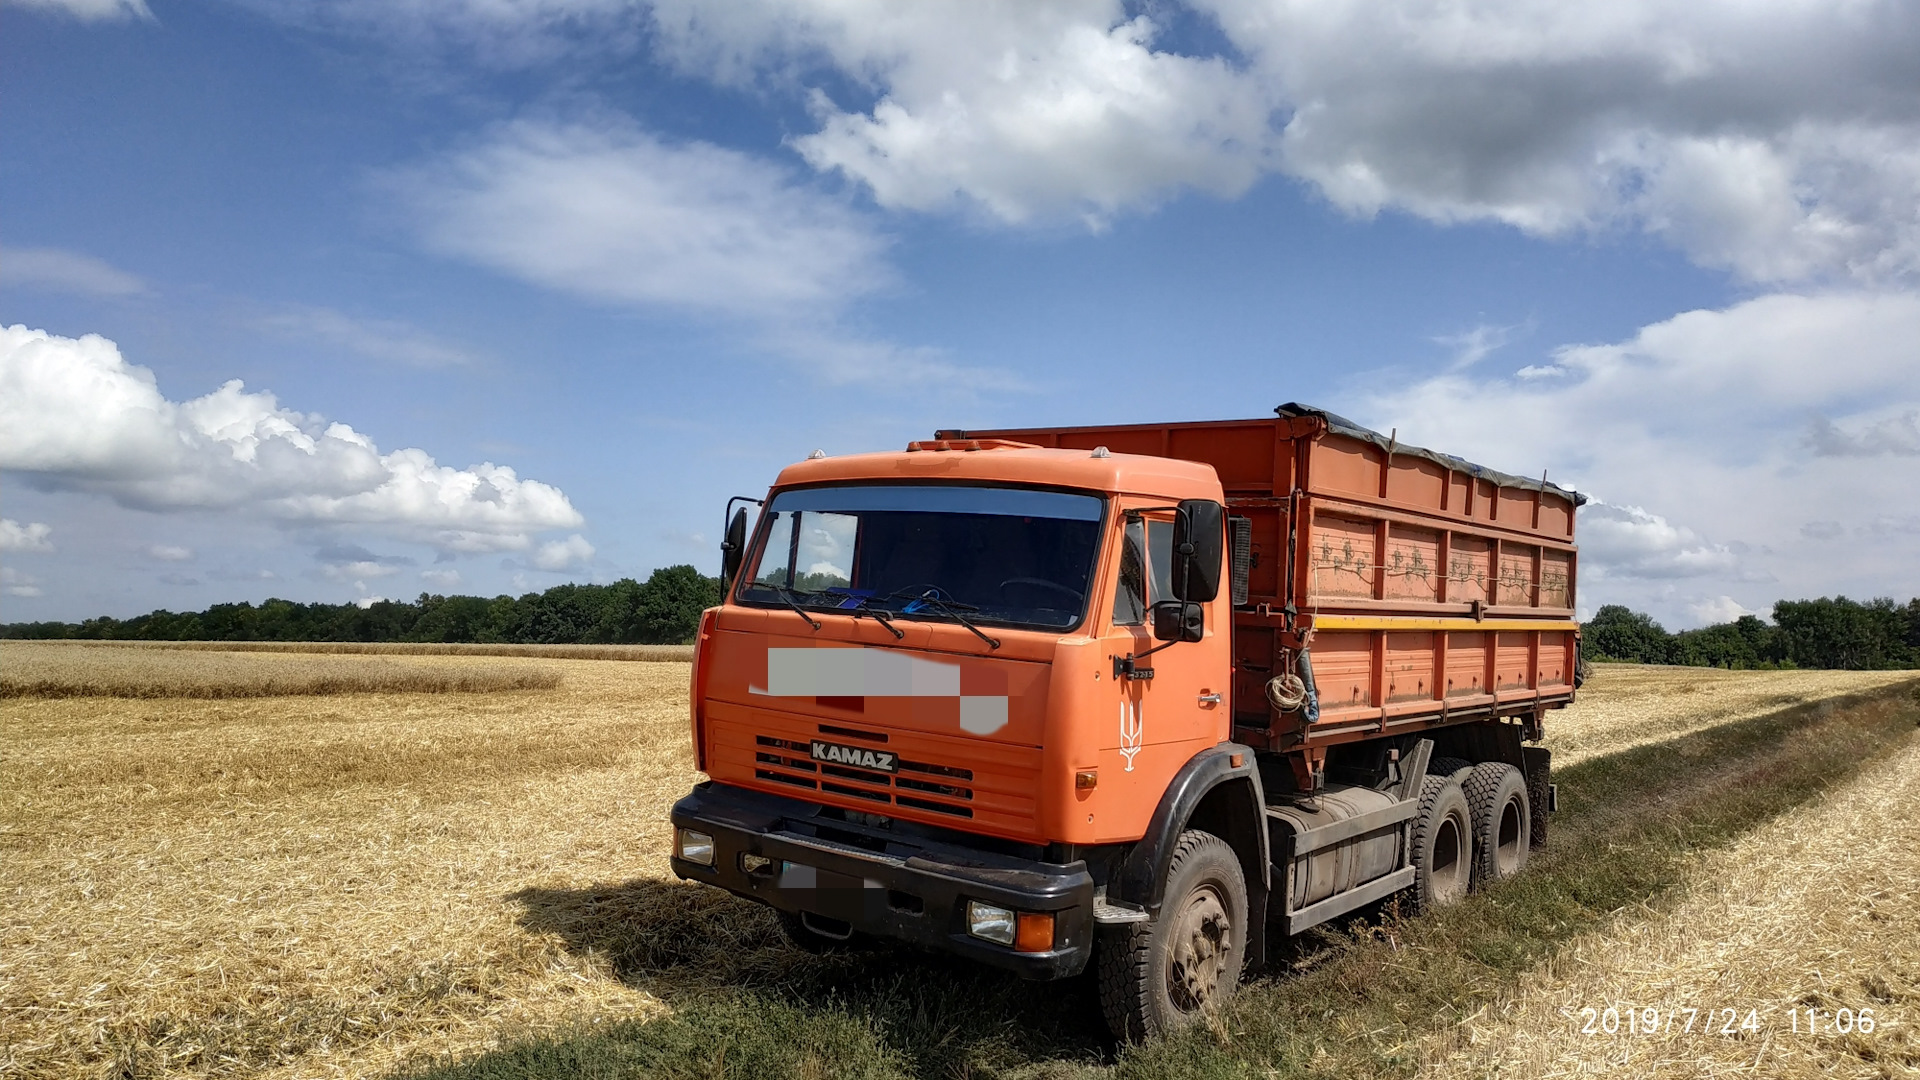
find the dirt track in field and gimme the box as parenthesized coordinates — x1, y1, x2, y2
(1424, 732, 1920, 1078)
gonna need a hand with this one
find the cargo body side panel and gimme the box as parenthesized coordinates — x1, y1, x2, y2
(940, 415, 1581, 754)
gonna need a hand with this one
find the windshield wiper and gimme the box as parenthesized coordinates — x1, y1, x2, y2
(745, 581, 820, 631)
(848, 598, 906, 639)
(892, 588, 1000, 650)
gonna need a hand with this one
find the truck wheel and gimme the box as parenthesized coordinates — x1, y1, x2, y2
(1462, 763, 1529, 888)
(1429, 756, 1474, 782)
(1525, 757, 1550, 850)
(1097, 830, 1247, 1042)
(1409, 775, 1473, 915)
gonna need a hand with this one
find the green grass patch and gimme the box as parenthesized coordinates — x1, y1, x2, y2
(405, 680, 1920, 1080)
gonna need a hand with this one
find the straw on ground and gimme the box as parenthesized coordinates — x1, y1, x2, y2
(1546, 663, 1917, 767)
(1424, 735, 1920, 1078)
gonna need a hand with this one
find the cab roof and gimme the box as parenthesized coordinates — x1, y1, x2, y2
(771, 442, 1222, 503)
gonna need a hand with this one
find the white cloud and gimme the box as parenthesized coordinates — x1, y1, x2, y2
(384, 116, 890, 320)
(322, 560, 404, 583)
(1688, 595, 1757, 625)
(0, 325, 584, 553)
(0, 246, 147, 296)
(1350, 289, 1920, 627)
(420, 567, 463, 588)
(636, 0, 1920, 281)
(1, 519, 54, 553)
(1435, 322, 1524, 372)
(232, 0, 642, 68)
(1576, 501, 1737, 580)
(146, 544, 193, 562)
(256, 305, 478, 368)
(1806, 410, 1920, 457)
(531, 533, 594, 571)
(2, 0, 151, 22)
(384, 114, 1021, 389)
(2, 566, 44, 598)
(249, 1, 1920, 281)
(1204, 0, 1920, 283)
(647, 0, 1277, 225)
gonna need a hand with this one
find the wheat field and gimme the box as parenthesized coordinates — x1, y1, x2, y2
(1, 650, 1913, 1079)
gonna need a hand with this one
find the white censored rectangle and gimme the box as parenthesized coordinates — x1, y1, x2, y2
(760, 647, 961, 697)
(959, 696, 1008, 735)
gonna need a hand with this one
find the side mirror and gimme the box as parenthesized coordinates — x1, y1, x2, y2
(720, 506, 748, 588)
(1152, 599, 1204, 643)
(1171, 499, 1225, 602)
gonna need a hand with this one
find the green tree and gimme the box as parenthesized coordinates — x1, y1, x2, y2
(1581, 605, 1677, 663)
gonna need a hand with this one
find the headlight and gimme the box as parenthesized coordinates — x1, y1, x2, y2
(676, 828, 715, 866)
(966, 900, 1016, 946)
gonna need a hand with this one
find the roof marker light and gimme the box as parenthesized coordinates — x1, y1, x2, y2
(808, 449, 827, 460)
(1091, 446, 1110, 458)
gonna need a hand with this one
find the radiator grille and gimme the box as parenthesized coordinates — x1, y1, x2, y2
(753, 734, 976, 818)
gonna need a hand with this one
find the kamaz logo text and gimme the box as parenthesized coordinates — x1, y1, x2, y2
(810, 740, 898, 773)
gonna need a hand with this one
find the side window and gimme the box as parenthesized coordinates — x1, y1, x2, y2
(1112, 517, 1146, 625)
(753, 511, 798, 587)
(1146, 520, 1174, 604)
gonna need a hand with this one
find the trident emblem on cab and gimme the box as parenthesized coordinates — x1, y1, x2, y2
(1118, 699, 1143, 772)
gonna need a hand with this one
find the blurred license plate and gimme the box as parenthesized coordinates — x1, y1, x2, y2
(777, 861, 885, 920)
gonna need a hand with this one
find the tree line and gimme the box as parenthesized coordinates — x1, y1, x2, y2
(1583, 596, 1920, 670)
(8, 576, 1917, 668)
(0, 565, 723, 646)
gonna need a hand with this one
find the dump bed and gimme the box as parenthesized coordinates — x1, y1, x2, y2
(938, 404, 1583, 751)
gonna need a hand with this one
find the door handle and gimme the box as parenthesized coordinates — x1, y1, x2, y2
(1198, 692, 1221, 706)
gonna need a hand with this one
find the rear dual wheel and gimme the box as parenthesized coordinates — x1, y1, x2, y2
(1462, 763, 1530, 887)
(1410, 774, 1473, 914)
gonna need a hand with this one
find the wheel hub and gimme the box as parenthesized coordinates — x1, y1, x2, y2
(1166, 885, 1232, 1011)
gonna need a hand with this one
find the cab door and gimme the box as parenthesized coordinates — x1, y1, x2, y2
(1099, 504, 1230, 797)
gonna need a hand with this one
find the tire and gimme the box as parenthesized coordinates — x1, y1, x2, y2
(1097, 830, 1248, 1042)
(1525, 757, 1550, 850)
(1408, 774, 1473, 915)
(1462, 763, 1529, 888)
(1428, 756, 1475, 783)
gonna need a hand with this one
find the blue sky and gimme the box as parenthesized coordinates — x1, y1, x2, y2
(4, 0, 1918, 628)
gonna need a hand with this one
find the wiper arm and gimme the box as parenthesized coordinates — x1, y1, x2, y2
(746, 581, 820, 631)
(894, 589, 1000, 650)
(854, 601, 906, 639)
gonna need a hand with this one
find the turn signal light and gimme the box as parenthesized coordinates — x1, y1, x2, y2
(1014, 912, 1055, 954)
(1074, 769, 1098, 790)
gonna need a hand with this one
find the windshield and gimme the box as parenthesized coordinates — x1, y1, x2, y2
(739, 484, 1105, 630)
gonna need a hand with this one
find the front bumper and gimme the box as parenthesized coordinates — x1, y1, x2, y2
(669, 782, 1095, 979)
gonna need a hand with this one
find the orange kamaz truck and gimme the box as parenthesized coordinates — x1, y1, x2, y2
(670, 404, 1582, 1039)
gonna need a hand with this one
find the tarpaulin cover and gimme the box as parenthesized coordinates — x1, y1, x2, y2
(1275, 402, 1588, 507)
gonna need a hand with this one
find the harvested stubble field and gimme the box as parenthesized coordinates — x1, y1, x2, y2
(0, 643, 565, 699)
(1, 651, 1915, 1080)
(22, 640, 694, 661)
